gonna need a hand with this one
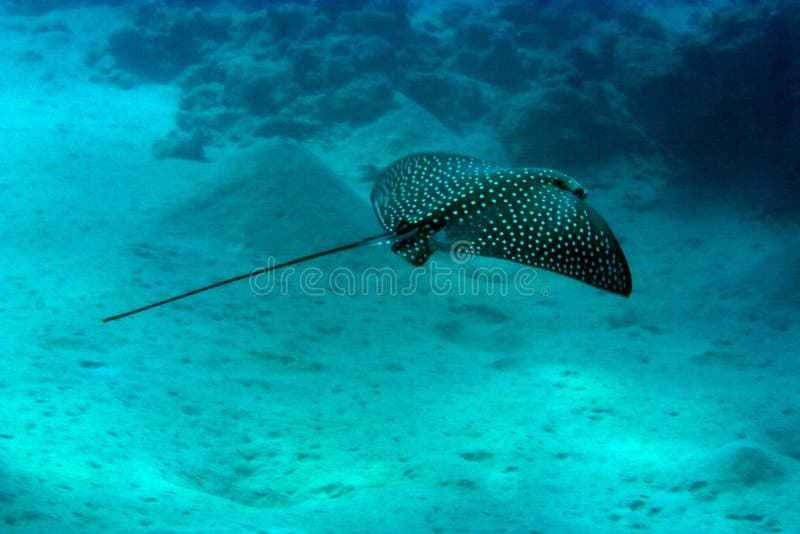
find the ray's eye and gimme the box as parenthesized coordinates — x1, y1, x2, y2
(553, 177, 587, 199)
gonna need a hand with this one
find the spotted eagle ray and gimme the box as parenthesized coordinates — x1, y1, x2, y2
(103, 153, 631, 322)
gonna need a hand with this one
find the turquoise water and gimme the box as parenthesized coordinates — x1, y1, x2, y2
(2, 1, 798, 532)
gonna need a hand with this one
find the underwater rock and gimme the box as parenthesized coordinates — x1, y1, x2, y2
(497, 2, 594, 48)
(337, 4, 410, 43)
(6, 0, 123, 15)
(253, 116, 322, 140)
(627, 4, 800, 212)
(455, 33, 527, 89)
(152, 130, 209, 162)
(176, 107, 244, 139)
(314, 74, 395, 126)
(496, 84, 650, 168)
(458, 20, 494, 51)
(566, 37, 617, 81)
(400, 72, 489, 127)
(230, 72, 296, 117)
(81, 0, 798, 218)
(765, 409, 800, 461)
(460, 450, 494, 462)
(262, 2, 329, 41)
(766, 426, 800, 462)
(315, 0, 370, 18)
(106, 6, 231, 83)
(287, 34, 394, 92)
(699, 440, 788, 491)
(179, 82, 223, 111)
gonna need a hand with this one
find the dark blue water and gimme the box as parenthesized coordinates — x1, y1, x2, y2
(2, 1, 798, 532)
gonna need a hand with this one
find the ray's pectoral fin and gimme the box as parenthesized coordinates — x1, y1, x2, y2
(391, 227, 435, 266)
(473, 183, 632, 296)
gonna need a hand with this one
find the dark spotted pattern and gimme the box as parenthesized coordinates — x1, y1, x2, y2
(372, 153, 632, 296)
